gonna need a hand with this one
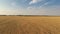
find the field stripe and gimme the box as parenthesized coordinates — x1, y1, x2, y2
(0, 20, 18, 34)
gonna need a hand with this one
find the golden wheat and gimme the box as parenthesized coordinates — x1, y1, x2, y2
(0, 16, 60, 34)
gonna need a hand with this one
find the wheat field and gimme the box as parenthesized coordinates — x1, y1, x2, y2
(0, 16, 60, 34)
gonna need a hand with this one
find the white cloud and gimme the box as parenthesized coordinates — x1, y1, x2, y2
(39, 2, 49, 8)
(29, 0, 42, 5)
(29, 0, 49, 9)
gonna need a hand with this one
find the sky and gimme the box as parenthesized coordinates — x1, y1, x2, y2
(0, 0, 60, 15)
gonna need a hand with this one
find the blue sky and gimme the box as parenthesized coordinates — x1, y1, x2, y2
(0, 0, 60, 15)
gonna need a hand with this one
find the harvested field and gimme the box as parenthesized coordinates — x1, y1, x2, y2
(0, 16, 60, 34)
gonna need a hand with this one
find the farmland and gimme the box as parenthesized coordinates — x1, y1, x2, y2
(0, 16, 60, 34)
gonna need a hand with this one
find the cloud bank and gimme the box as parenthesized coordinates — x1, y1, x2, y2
(0, 6, 60, 15)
